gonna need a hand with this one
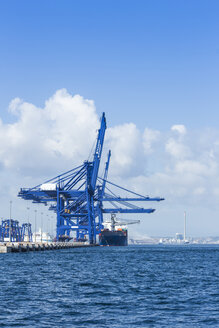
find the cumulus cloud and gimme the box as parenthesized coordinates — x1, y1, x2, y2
(1, 90, 218, 201)
(165, 138, 191, 159)
(165, 124, 190, 160)
(143, 128, 160, 154)
(0, 89, 99, 175)
(106, 123, 141, 176)
(171, 124, 187, 135)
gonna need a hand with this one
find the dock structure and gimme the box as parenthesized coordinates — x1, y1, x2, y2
(0, 242, 97, 253)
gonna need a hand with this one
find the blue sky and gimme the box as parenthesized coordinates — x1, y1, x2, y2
(0, 1, 219, 237)
(0, 0, 218, 130)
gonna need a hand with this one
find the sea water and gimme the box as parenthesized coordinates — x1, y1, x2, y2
(0, 245, 218, 327)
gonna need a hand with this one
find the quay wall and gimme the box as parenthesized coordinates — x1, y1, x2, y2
(0, 242, 98, 253)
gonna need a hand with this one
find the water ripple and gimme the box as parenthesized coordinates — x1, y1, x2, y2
(0, 245, 218, 327)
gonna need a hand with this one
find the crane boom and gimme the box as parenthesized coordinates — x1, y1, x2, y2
(114, 220, 140, 226)
(101, 150, 111, 198)
(90, 113, 106, 192)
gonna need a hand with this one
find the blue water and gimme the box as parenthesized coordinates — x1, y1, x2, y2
(0, 245, 219, 327)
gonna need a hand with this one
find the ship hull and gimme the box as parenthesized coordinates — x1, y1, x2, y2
(99, 230, 128, 246)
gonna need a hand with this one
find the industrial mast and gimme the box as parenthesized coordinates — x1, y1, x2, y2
(18, 113, 164, 243)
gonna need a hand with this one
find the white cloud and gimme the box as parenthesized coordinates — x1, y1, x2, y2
(193, 187, 205, 195)
(171, 124, 187, 135)
(165, 138, 191, 159)
(0, 89, 99, 175)
(106, 123, 141, 176)
(174, 159, 217, 177)
(143, 128, 160, 154)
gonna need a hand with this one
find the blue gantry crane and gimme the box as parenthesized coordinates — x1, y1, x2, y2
(1, 219, 21, 242)
(0, 219, 32, 242)
(18, 113, 164, 244)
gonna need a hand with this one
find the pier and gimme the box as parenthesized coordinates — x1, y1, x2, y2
(0, 242, 98, 253)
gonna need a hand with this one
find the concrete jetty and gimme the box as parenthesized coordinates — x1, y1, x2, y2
(0, 242, 98, 253)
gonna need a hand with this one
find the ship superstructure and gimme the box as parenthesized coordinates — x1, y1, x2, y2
(99, 214, 140, 246)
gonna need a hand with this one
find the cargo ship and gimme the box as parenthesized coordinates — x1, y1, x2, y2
(99, 214, 139, 246)
(99, 228, 128, 246)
